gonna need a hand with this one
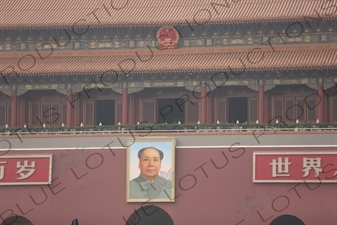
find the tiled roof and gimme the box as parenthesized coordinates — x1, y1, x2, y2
(1, 49, 335, 75)
(1, 0, 336, 29)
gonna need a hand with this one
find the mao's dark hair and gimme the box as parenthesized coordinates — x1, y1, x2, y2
(138, 147, 164, 160)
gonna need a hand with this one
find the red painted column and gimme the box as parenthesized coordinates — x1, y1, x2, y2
(129, 94, 134, 125)
(75, 98, 80, 126)
(122, 83, 128, 125)
(207, 92, 212, 123)
(19, 94, 26, 127)
(258, 84, 264, 123)
(318, 82, 324, 123)
(201, 85, 207, 123)
(11, 89, 17, 127)
(134, 95, 139, 124)
(66, 86, 73, 126)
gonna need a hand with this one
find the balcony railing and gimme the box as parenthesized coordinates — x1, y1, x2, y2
(0, 123, 336, 136)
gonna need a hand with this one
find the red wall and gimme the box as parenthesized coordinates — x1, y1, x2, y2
(1, 146, 336, 225)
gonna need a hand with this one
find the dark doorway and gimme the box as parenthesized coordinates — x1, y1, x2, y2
(269, 214, 305, 225)
(157, 98, 185, 124)
(228, 97, 247, 123)
(125, 206, 174, 225)
(1, 216, 33, 225)
(96, 100, 115, 125)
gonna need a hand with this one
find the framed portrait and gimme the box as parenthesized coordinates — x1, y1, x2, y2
(126, 137, 176, 202)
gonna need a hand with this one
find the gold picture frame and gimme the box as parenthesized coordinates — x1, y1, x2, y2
(126, 137, 176, 202)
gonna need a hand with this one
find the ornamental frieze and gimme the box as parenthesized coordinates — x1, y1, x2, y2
(55, 89, 68, 95)
(0, 90, 11, 96)
(247, 85, 259, 92)
(306, 84, 318, 90)
(128, 88, 144, 94)
(264, 85, 276, 91)
(129, 81, 186, 88)
(0, 37, 313, 51)
(79, 81, 121, 89)
(321, 78, 337, 90)
(0, 77, 335, 94)
(282, 79, 301, 85)
(109, 88, 144, 94)
(153, 81, 175, 87)
(1, 29, 336, 52)
(112, 88, 123, 94)
(0, 85, 10, 91)
(16, 90, 28, 96)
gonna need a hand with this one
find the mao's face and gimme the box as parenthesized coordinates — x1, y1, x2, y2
(139, 148, 161, 181)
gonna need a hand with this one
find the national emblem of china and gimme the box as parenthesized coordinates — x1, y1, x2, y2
(156, 27, 179, 50)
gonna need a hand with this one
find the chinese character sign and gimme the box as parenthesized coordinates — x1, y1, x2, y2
(270, 157, 291, 177)
(253, 152, 337, 183)
(0, 155, 52, 185)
